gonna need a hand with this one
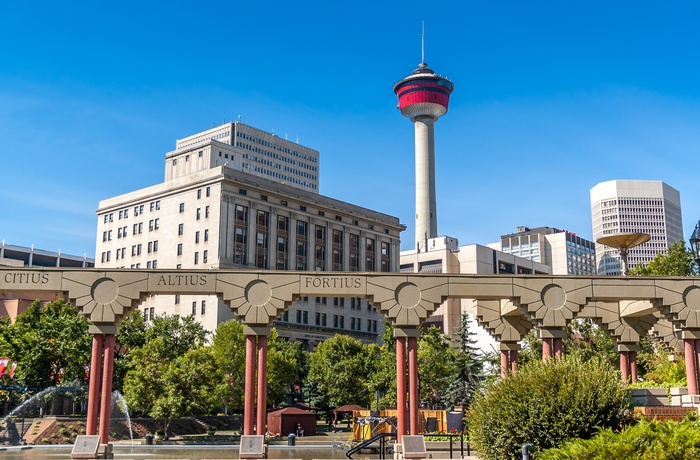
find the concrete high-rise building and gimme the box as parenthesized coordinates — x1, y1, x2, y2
(591, 180, 683, 275)
(96, 123, 404, 347)
(170, 121, 319, 193)
(495, 226, 597, 275)
(394, 58, 453, 252)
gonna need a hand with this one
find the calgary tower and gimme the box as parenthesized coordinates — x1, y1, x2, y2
(393, 34, 454, 251)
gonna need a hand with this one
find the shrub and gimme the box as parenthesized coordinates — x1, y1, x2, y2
(469, 353, 630, 460)
(539, 418, 700, 459)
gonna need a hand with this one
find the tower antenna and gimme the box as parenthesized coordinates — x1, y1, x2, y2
(421, 21, 425, 64)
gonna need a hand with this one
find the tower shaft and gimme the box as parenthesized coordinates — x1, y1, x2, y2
(414, 115, 437, 247)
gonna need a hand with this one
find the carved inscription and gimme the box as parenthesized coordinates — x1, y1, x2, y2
(156, 274, 208, 286)
(4, 272, 50, 284)
(303, 276, 362, 289)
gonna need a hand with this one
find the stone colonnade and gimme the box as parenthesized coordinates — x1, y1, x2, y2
(3, 269, 700, 443)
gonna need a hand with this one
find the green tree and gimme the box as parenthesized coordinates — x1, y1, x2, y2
(0, 299, 91, 388)
(123, 338, 219, 436)
(267, 328, 307, 407)
(366, 323, 397, 410)
(210, 319, 246, 411)
(444, 314, 484, 409)
(629, 240, 696, 276)
(564, 319, 618, 366)
(307, 334, 375, 407)
(418, 326, 456, 408)
(122, 313, 212, 436)
(469, 354, 630, 460)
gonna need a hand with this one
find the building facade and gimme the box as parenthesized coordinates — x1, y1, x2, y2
(169, 122, 319, 193)
(400, 236, 550, 338)
(495, 226, 596, 275)
(95, 125, 403, 347)
(590, 180, 683, 275)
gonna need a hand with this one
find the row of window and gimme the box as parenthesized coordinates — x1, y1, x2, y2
(281, 310, 378, 332)
(235, 129, 318, 163)
(103, 201, 160, 224)
(230, 204, 391, 271)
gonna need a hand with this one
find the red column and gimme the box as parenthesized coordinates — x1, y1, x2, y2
(395, 337, 406, 442)
(256, 335, 268, 436)
(553, 338, 563, 359)
(695, 340, 700, 396)
(510, 350, 518, 374)
(620, 351, 629, 385)
(407, 336, 419, 435)
(629, 351, 638, 383)
(244, 335, 257, 435)
(542, 338, 552, 360)
(86, 334, 103, 436)
(500, 350, 509, 379)
(98, 334, 115, 445)
(685, 339, 698, 395)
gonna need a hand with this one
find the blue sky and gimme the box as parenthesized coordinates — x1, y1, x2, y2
(2, 2, 700, 258)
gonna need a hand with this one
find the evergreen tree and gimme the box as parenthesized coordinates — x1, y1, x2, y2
(444, 314, 484, 409)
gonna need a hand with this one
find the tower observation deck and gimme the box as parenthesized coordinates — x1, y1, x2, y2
(394, 62, 454, 251)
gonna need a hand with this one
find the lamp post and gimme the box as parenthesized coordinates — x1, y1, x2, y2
(690, 221, 700, 269)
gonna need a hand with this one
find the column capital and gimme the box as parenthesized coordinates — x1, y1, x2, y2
(393, 327, 421, 338)
(244, 325, 272, 336)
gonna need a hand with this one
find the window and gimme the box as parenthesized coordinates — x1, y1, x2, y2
(144, 308, 149, 321)
(302, 310, 308, 324)
(201, 300, 206, 315)
(197, 189, 202, 199)
(149, 220, 154, 231)
(192, 302, 197, 316)
(296, 310, 302, 323)
(205, 206, 209, 218)
(194, 252, 199, 265)
(196, 208, 201, 220)
(179, 203, 184, 213)
(149, 307, 154, 319)
(175, 295, 180, 305)
(148, 242, 153, 253)
(147, 261, 152, 269)
(239, 189, 247, 195)
(177, 243, 183, 256)
(178, 223, 184, 236)
(153, 240, 158, 252)
(154, 218, 159, 230)
(152, 260, 157, 268)
(204, 229, 209, 242)
(203, 250, 208, 264)
(206, 186, 210, 197)
(137, 244, 141, 255)
(195, 231, 200, 244)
